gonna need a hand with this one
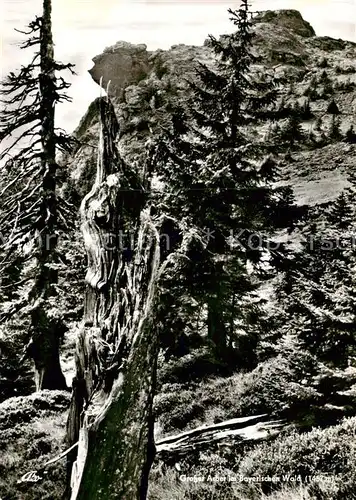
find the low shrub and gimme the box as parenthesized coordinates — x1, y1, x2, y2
(150, 417, 356, 499)
(0, 323, 34, 403)
(158, 347, 229, 386)
(0, 390, 70, 500)
(239, 416, 356, 499)
(155, 339, 323, 434)
(335, 65, 356, 74)
(155, 386, 206, 432)
(148, 467, 240, 500)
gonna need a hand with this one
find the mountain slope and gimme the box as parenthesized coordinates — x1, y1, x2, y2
(63, 9, 356, 208)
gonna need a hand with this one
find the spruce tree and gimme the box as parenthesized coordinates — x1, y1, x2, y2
(0, 0, 75, 390)
(345, 124, 356, 144)
(153, 2, 295, 361)
(326, 192, 353, 229)
(318, 57, 329, 68)
(319, 70, 330, 84)
(307, 128, 317, 148)
(275, 192, 356, 367)
(301, 98, 313, 120)
(327, 99, 340, 115)
(315, 115, 323, 131)
(309, 88, 320, 101)
(293, 100, 302, 117)
(280, 114, 304, 148)
(328, 115, 342, 142)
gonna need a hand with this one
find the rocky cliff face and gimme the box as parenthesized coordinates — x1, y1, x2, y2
(64, 9, 356, 206)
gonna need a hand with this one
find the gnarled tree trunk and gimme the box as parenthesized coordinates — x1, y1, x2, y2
(30, 0, 66, 391)
(66, 96, 162, 500)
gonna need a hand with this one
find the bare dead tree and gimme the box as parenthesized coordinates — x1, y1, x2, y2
(0, 0, 75, 390)
(65, 94, 198, 500)
(64, 94, 155, 499)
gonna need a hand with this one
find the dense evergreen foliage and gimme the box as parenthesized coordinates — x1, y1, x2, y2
(275, 184, 356, 367)
(152, 2, 296, 365)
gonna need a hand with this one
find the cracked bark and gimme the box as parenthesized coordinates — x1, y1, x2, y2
(31, 0, 66, 391)
(66, 96, 160, 500)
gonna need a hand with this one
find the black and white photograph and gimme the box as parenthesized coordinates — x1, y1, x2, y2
(1, 1, 356, 499)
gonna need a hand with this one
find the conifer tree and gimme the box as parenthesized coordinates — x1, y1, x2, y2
(318, 57, 329, 68)
(275, 191, 356, 367)
(287, 81, 295, 96)
(319, 70, 330, 84)
(280, 114, 304, 148)
(293, 100, 302, 117)
(345, 124, 356, 144)
(326, 192, 353, 229)
(315, 115, 322, 131)
(327, 99, 340, 115)
(309, 88, 320, 101)
(0, 0, 75, 390)
(328, 115, 342, 142)
(277, 96, 290, 119)
(301, 98, 313, 120)
(307, 128, 317, 148)
(153, 2, 295, 360)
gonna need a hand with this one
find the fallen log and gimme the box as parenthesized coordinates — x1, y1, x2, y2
(17, 414, 285, 484)
(156, 414, 285, 454)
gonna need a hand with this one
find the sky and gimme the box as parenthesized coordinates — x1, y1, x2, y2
(1, 0, 356, 131)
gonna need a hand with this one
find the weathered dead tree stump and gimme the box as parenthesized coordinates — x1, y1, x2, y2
(66, 96, 162, 500)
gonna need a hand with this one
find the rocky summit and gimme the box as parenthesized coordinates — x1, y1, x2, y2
(64, 9, 356, 207)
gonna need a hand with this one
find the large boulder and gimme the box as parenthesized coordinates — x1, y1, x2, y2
(89, 41, 153, 99)
(253, 9, 316, 38)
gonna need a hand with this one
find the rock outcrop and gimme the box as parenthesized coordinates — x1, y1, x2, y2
(89, 41, 152, 99)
